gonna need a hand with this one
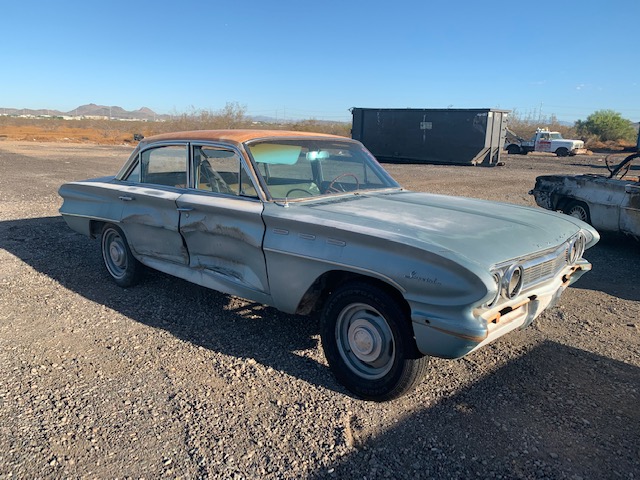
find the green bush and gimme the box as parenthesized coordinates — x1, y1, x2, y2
(575, 110, 636, 143)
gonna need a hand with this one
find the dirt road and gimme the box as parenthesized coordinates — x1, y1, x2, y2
(0, 141, 638, 479)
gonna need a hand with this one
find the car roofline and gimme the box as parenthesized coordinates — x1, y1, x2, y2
(139, 129, 351, 147)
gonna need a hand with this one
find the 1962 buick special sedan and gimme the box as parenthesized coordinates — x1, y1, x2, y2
(59, 130, 599, 400)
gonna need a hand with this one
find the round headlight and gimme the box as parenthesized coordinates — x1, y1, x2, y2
(568, 233, 586, 264)
(486, 271, 502, 307)
(502, 264, 524, 299)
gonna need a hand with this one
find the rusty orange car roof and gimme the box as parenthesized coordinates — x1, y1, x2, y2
(140, 129, 349, 146)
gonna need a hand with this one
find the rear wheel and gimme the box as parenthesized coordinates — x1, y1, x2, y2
(506, 144, 521, 155)
(320, 282, 428, 401)
(556, 147, 569, 157)
(101, 224, 143, 287)
(563, 201, 591, 224)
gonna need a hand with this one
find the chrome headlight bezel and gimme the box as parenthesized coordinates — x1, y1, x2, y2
(485, 262, 524, 308)
(502, 264, 524, 299)
(568, 232, 586, 264)
(485, 270, 502, 308)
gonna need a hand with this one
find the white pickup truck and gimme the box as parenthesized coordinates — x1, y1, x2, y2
(505, 128, 587, 157)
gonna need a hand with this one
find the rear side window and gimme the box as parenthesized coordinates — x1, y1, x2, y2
(125, 145, 188, 187)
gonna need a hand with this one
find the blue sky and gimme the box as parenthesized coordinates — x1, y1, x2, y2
(2, 0, 639, 123)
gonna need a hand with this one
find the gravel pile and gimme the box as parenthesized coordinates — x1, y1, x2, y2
(0, 141, 638, 479)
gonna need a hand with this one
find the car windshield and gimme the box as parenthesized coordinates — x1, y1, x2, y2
(245, 138, 400, 199)
(550, 132, 563, 139)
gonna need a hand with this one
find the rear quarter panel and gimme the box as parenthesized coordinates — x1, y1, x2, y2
(58, 177, 124, 236)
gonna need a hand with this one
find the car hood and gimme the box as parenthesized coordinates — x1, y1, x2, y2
(554, 139, 583, 146)
(293, 191, 589, 267)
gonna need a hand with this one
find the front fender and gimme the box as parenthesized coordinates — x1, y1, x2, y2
(262, 216, 493, 315)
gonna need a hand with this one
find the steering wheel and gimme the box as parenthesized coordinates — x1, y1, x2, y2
(200, 161, 232, 193)
(285, 188, 314, 198)
(326, 173, 359, 193)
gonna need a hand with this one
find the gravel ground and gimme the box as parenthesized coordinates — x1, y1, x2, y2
(0, 141, 638, 479)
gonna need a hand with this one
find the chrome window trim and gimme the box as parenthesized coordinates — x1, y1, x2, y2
(116, 140, 190, 181)
(188, 141, 265, 201)
(242, 136, 400, 202)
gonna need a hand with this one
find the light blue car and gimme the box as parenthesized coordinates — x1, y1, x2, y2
(59, 130, 599, 401)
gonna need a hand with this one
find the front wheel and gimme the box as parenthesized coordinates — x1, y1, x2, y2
(556, 147, 569, 157)
(320, 282, 428, 401)
(101, 224, 143, 287)
(563, 200, 591, 224)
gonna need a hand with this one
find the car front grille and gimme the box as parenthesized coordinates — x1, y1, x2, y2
(521, 250, 568, 291)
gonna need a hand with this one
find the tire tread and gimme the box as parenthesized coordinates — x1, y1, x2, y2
(320, 281, 428, 401)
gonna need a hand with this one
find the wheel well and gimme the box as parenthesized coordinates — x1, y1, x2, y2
(555, 195, 588, 211)
(554, 196, 572, 212)
(554, 195, 583, 213)
(89, 220, 106, 238)
(295, 271, 410, 319)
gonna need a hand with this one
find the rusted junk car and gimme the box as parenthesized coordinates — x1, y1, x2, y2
(530, 152, 640, 239)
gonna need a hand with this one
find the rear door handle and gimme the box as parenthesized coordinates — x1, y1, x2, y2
(176, 207, 194, 212)
(118, 195, 134, 201)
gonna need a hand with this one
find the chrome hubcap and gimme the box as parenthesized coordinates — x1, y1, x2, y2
(336, 303, 395, 379)
(569, 207, 587, 222)
(348, 319, 383, 363)
(103, 229, 127, 278)
(109, 242, 126, 267)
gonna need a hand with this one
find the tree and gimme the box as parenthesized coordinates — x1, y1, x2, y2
(575, 110, 636, 142)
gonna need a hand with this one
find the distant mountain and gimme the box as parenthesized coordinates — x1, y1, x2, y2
(1, 104, 351, 124)
(1, 107, 65, 117)
(67, 103, 170, 120)
(1, 103, 169, 121)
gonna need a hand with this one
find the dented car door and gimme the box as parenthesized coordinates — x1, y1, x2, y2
(175, 145, 269, 297)
(119, 144, 189, 265)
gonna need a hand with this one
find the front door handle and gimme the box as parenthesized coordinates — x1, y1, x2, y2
(176, 207, 194, 212)
(118, 195, 134, 201)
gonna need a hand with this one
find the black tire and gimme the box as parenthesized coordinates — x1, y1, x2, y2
(563, 201, 591, 224)
(320, 282, 429, 401)
(101, 224, 143, 287)
(556, 147, 569, 157)
(506, 144, 521, 155)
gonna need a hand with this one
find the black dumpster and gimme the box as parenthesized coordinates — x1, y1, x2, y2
(351, 107, 509, 165)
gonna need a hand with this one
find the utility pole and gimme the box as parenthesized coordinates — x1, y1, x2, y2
(538, 102, 543, 122)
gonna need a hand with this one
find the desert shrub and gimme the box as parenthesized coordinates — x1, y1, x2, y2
(575, 110, 636, 143)
(289, 119, 351, 137)
(506, 110, 578, 140)
(0, 105, 352, 143)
